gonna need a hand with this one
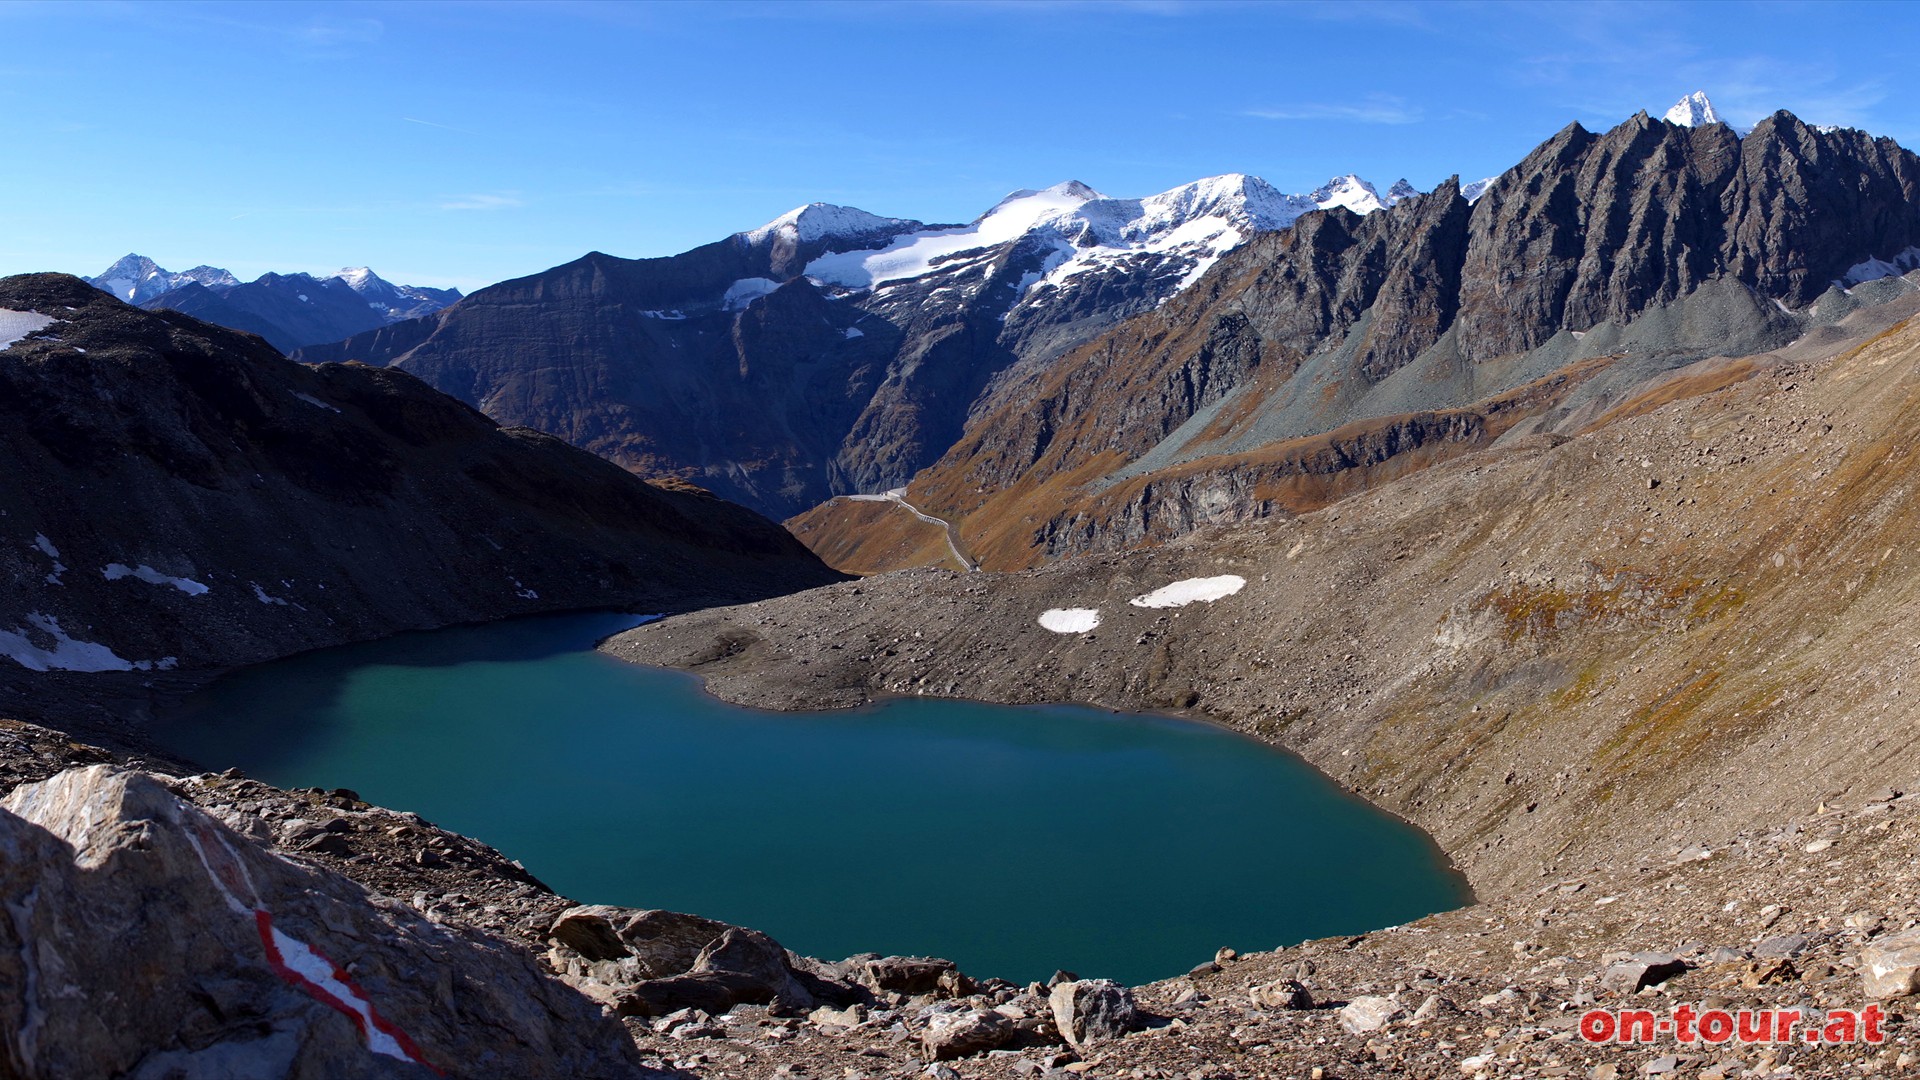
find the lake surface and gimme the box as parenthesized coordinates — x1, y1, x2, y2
(154, 612, 1470, 985)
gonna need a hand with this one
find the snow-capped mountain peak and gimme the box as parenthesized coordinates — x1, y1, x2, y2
(88, 255, 238, 305)
(1662, 91, 1754, 138)
(745, 203, 918, 246)
(804, 171, 1415, 304)
(976, 182, 1107, 234)
(1664, 91, 1724, 128)
(334, 266, 379, 291)
(325, 266, 463, 320)
(1311, 174, 1387, 215)
(1384, 179, 1419, 205)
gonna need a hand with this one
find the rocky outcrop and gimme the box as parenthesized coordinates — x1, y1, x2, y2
(0, 766, 648, 1079)
(0, 274, 841, 731)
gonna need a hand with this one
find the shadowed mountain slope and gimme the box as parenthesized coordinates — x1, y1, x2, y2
(0, 274, 841, 729)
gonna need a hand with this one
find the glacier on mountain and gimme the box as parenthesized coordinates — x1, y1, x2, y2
(801, 172, 1415, 303)
(745, 203, 919, 246)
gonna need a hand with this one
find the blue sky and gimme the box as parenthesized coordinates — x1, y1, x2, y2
(1, 0, 1914, 292)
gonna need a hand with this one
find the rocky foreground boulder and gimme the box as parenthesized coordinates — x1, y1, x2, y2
(0, 766, 650, 1079)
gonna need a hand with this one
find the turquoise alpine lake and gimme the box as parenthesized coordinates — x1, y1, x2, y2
(154, 612, 1471, 986)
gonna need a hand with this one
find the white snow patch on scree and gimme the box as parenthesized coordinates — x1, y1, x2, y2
(103, 563, 210, 596)
(1039, 608, 1101, 633)
(0, 614, 134, 673)
(1128, 575, 1247, 609)
(292, 391, 340, 413)
(1841, 247, 1920, 287)
(0, 310, 56, 350)
(33, 534, 66, 584)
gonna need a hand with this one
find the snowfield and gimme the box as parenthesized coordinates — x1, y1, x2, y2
(745, 202, 917, 246)
(0, 309, 56, 350)
(1128, 575, 1247, 609)
(1038, 608, 1102, 633)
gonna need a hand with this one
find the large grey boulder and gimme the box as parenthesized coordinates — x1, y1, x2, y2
(1860, 927, 1920, 998)
(0, 766, 647, 1079)
(1602, 952, 1688, 993)
(1048, 978, 1139, 1050)
(1338, 995, 1407, 1034)
(546, 904, 823, 1017)
(921, 1005, 1015, 1060)
(857, 954, 960, 995)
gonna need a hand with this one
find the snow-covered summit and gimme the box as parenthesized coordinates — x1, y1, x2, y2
(744, 203, 919, 246)
(327, 266, 462, 320)
(1664, 91, 1725, 128)
(334, 266, 380, 291)
(1312, 174, 1390, 215)
(1662, 91, 1752, 136)
(804, 173, 1413, 297)
(88, 256, 237, 306)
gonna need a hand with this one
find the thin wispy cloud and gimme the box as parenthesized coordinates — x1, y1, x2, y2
(1244, 95, 1423, 125)
(404, 117, 482, 137)
(441, 194, 525, 212)
(295, 16, 383, 50)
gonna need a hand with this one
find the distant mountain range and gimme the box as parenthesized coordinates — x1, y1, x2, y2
(298, 168, 1434, 518)
(85, 256, 460, 353)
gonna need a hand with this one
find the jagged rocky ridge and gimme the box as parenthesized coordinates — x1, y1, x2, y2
(88, 255, 462, 353)
(296, 173, 1414, 519)
(806, 108, 1920, 570)
(0, 273, 840, 731)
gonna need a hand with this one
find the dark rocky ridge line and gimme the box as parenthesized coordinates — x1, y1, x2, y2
(0, 274, 843, 736)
